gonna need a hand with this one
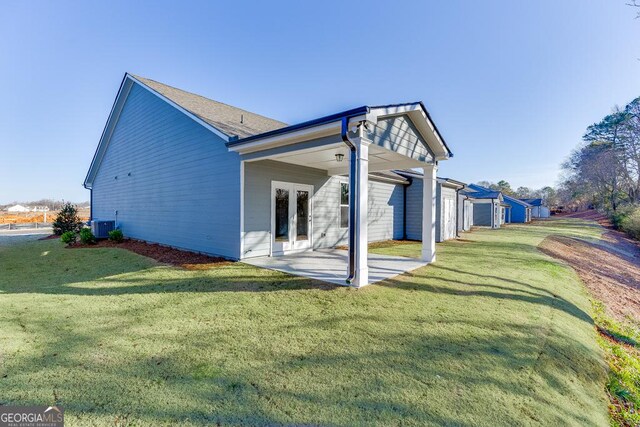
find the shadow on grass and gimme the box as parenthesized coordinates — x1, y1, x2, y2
(0, 263, 338, 295)
(1, 237, 594, 328)
(2, 306, 605, 426)
(0, 230, 609, 425)
(0, 240, 339, 295)
(379, 271, 594, 325)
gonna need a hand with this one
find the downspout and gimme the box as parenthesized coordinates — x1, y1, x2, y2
(491, 198, 496, 228)
(455, 187, 460, 238)
(341, 116, 358, 285)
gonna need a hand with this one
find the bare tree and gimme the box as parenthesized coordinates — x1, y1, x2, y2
(629, 0, 640, 18)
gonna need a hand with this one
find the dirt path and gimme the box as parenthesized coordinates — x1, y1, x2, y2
(540, 212, 640, 323)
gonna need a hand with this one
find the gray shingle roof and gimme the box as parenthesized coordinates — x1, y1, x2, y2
(461, 188, 501, 199)
(132, 75, 288, 139)
(521, 198, 543, 206)
(369, 171, 409, 184)
(464, 185, 502, 199)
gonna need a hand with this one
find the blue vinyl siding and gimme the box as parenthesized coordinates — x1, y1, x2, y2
(405, 177, 423, 240)
(503, 196, 529, 223)
(91, 83, 241, 259)
(242, 160, 404, 258)
(367, 116, 434, 163)
(405, 179, 458, 242)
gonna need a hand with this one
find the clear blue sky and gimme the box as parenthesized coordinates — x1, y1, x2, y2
(1, 0, 638, 203)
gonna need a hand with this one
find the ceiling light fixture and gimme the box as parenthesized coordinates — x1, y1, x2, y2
(335, 153, 344, 162)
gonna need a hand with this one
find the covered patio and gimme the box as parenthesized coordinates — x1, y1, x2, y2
(228, 103, 452, 287)
(244, 248, 428, 286)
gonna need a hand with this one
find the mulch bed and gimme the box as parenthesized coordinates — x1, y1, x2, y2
(64, 238, 231, 270)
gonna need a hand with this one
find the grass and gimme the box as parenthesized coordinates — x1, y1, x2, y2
(592, 301, 640, 426)
(0, 219, 610, 426)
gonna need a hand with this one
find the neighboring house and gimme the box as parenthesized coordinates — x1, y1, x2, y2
(436, 178, 465, 241)
(6, 204, 30, 213)
(500, 202, 510, 225)
(465, 184, 505, 229)
(521, 198, 550, 218)
(396, 172, 469, 243)
(503, 195, 532, 223)
(84, 73, 453, 287)
(457, 190, 474, 233)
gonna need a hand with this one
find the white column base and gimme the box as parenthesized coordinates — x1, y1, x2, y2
(421, 249, 436, 263)
(353, 267, 369, 288)
(354, 137, 369, 287)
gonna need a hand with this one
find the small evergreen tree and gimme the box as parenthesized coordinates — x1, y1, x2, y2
(52, 202, 83, 235)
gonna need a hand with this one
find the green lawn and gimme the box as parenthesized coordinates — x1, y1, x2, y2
(0, 219, 610, 426)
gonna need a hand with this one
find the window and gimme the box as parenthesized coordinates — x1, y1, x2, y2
(296, 190, 309, 240)
(340, 182, 349, 228)
(275, 188, 289, 241)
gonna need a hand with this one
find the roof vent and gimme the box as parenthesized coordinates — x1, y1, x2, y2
(240, 114, 244, 124)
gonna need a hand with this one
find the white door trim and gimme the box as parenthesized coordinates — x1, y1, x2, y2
(270, 180, 314, 256)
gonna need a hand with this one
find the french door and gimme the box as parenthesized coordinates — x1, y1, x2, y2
(271, 181, 313, 255)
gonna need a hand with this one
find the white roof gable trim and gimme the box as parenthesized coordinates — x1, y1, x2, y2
(504, 196, 532, 207)
(369, 104, 449, 160)
(84, 73, 231, 189)
(227, 103, 451, 161)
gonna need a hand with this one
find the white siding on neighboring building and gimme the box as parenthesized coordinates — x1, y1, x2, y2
(436, 184, 457, 242)
(462, 199, 473, 231)
(540, 206, 551, 218)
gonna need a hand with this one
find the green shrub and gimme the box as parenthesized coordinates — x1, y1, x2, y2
(620, 206, 640, 240)
(108, 229, 124, 243)
(79, 228, 96, 245)
(53, 202, 83, 236)
(60, 231, 76, 245)
(608, 204, 634, 229)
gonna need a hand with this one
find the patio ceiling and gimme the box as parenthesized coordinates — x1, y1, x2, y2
(240, 140, 425, 175)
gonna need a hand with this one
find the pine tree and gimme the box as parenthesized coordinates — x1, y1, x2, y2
(52, 202, 83, 235)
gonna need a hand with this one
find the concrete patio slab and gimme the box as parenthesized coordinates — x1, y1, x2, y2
(243, 249, 428, 286)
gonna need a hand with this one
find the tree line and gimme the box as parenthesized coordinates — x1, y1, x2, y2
(476, 180, 558, 206)
(559, 97, 640, 212)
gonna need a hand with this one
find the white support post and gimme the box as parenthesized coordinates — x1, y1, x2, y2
(239, 160, 245, 260)
(422, 163, 438, 263)
(353, 136, 370, 287)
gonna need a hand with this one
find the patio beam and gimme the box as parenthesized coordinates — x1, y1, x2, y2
(327, 159, 423, 176)
(421, 163, 437, 263)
